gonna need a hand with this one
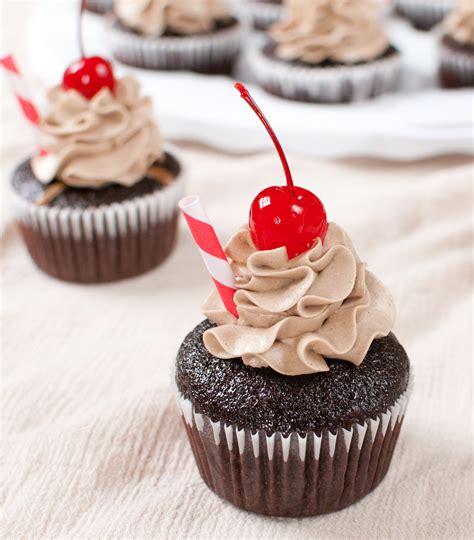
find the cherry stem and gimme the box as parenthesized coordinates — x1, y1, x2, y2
(234, 82, 295, 197)
(79, 0, 87, 58)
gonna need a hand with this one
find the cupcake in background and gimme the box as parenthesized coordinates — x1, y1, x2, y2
(176, 85, 411, 517)
(395, 0, 454, 31)
(248, 0, 401, 103)
(439, 1, 474, 87)
(85, 0, 113, 15)
(240, 0, 283, 30)
(110, 0, 242, 74)
(11, 65, 185, 283)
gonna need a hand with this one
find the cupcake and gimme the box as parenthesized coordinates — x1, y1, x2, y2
(110, 0, 242, 74)
(85, 0, 113, 15)
(11, 58, 185, 283)
(175, 84, 411, 517)
(439, 1, 474, 87)
(248, 0, 401, 103)
(395, 0, 454, 30)
(241, 0, 283, 30)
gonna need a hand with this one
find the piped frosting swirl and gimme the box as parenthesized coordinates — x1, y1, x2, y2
(203, 223, 395, 375)
(114, 0, 230, 37)
(445, 1, 474, 45)
(32, 76, 163, 188)
(269, 0, 389, 64)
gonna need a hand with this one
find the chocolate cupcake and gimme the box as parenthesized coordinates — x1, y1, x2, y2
(85, 0, 113, 15)
(395, 0, 454, 31)
(241, 0, 283, 30)
(439, 1, 474, 87)
(248, 0, 401, 103)
(110, 0, 242, 74)
(11, 75, 185, 283)
(175, 85, 411, 517)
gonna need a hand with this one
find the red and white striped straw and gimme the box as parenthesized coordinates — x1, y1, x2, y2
(0, 54, 47, 155)
(179, 195, 239, 318)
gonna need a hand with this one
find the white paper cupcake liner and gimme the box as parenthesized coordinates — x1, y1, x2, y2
(395, 0, 454, 30)
(10, 146, 186, 283)
(248, 45, 402, 103)
(439, 39, 474, 87)
(109, 18, 242, 74)
(239, 0, 283, 30)
(176, 378, 412, 517)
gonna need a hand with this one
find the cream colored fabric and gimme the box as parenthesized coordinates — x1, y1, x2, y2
(2, 143, 473, 537)
(270, 0, 389, 64)
(1, 6, 473, 539)
(203, 223, 395, 375)
(32, 76, 163, 188)
(114, 0, 230, 36)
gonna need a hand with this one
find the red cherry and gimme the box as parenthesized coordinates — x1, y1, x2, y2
(250, 186, 328, 259)
(63, 56, 115, 100)
(235, 83, 328, 259)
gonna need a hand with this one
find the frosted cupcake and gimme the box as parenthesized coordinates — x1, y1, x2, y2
(110, 0, 242, 74)
(395, 0, 454, 30)
(175, 84, 411, 517)
(11, 64, 185, 283)
(248, 0, 401, 103)
(439, 1, 474, 87)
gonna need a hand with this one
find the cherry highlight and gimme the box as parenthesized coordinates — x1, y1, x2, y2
(234, 82, 295, 197)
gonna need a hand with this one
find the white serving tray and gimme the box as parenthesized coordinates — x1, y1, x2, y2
(27, 1, 473, 160)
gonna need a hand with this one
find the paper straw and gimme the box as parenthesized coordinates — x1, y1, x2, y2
(179, 195, 238, 318)
(0, 54, 47, 155)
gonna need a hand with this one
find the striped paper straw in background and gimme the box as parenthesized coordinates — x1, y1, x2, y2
(0, 54, 47, 155)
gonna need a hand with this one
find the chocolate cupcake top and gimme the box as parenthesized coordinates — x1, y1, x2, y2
(32, 76, 163, 189)
(114, 0, 230, 37)
(445, 1, 474, 44)
(177, 320, 409, 435)
(202, 223, 395, 376)
(269, 0, 389, 64)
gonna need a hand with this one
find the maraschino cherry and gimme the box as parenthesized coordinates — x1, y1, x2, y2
(62, 0, 115, 99)
(234, 83, 328, 260)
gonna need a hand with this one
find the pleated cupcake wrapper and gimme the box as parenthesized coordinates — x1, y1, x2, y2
(439, 40, 474, 87)
(249, 46, 402, 103)
(12, 173, 184, 240)
(395, 0, 453, 30)
(85, 0, 113, 15)
(241, 1, 282, 30)
(10, 148, 186, 283)
(176, 380, 411, 517)
(109, 19, 242, 72)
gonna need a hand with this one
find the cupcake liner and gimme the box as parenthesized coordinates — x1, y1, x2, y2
(395, 0, 453, 31)
(109, 18, 242, 74)
(248, 45, 402, 103)
(240, 1, 283, 31)
(439, 39, 474, 88)
(176, 381, 411, 517)
(85, 0, 113, 15)
(10, 147, 186, 283)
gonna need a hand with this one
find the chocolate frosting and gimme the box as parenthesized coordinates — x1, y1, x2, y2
(114, 0, 230, 36)
(270, 0, 389, 64)
(32, 77, 163, 188)
(203, 223, 395, 376)
(445, 1, 474, 44)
